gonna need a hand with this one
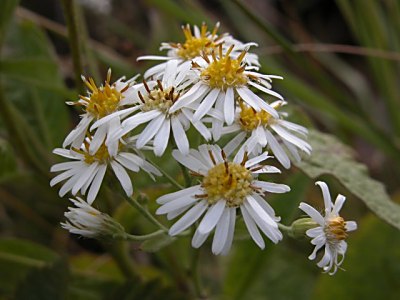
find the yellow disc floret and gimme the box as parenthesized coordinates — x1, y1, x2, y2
(202, 161, 253, 207)
(139, 80, 180, 114)
(82, 143, 111, 164)
(174, 23, 220, 60)
(325, 216, 348, 242)
(239, 102, 273, 131)
(79, 69, 127, 119)
(200, 45, 248, 90)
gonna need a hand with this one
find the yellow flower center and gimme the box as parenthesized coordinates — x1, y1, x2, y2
(83, 143, 111, 164)
(202, 160, 253, 207)
(174, 23, 220, 60)
(325, 216, 348, 242)
(79, 70, 127, 119)
(239, 102, 272, 131)
(238, 101, 283, 131)
(199, 45, 248, 90)
(139, 81, 180, 114)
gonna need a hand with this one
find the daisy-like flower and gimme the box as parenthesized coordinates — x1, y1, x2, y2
(168, 44, 283, 126)
(103, 60, 211, 156)
(138, 22, 260, 79)
(63, 69, 138, 155)
(219, 100, 311, 169)
(299, 181, 357, 275)
(50, 137, 161, 204)
(156, 144, 290, 255)
(61, 197, 126, 239)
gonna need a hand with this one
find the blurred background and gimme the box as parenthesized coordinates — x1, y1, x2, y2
(1, 0, 399, 299)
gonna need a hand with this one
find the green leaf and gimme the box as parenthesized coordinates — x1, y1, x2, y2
(294, 129, 400, 230)
(0, 0, 19, 43)
(14, 259, 69, 300)
(312, 214, 400, 300)
(0, 238, 59, 297)
(222, 239, 271, 300)
(0, 137, 17, 182)
(140, 234, 176, 253)
(67, 253, 124, 299)
(1, 20, 70, 149)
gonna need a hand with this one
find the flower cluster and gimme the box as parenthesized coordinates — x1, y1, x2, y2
(51, 22, 356, 274)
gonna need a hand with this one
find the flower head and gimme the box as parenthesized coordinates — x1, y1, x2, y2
(104, 60, 211, 156)
(138, 22, 260, 79)
(167, 22, 222, 60)
(63, 69, 138, 153)
(217, 100, 311, 168)
(169, 44, 283, 126)
(61, 197, 126, 239)
(156, 144, 290, 255)
(50, 136, 161, 204)
(299, 181, 357, 275)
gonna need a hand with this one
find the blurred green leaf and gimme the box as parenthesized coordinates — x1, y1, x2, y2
(0, 0, 19, 42)
(241, 245, 317, 300)
(68, 253, 125, 299)
(313, 214, 400, 300)
(145, 0, 208, 24)
(15, 259, 69, 300)
(222, 239, 271, 300)
(0, 238, 59, 297)
(294, 130, 400, 230)
(0, 137, 17, 182)
(113, 278, 186, 300)
(1, 20, 70, 149)
(140, 233, 176, 253)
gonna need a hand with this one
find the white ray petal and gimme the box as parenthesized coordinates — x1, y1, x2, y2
(169, 200, 208, 236)
(111, 160, 133, 196)
(197, 200, 226, 234)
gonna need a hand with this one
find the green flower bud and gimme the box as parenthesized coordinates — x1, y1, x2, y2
(288, 218, 319, 239)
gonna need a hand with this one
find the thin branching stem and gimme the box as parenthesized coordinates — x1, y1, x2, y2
(61, 0, 85, 94)
(125, 195, 168, 231)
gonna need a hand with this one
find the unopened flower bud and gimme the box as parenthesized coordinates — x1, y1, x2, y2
(61, 197, 126, 239)
(289, 218, 318, 238)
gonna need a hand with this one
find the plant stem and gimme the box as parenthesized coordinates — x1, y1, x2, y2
(146, 157, 183, 190)
(119, 229, 166, 241)
(125, 195, 168, 231)
(191, 247, 206, 299)
(61, 0, 85, 94)
(180, 163, 192, 188)
(104, 241, 141, 280)
(278, 223, 292, 234)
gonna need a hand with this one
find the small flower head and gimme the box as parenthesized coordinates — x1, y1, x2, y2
(156, 144, 290, 255)
(198, 45, 248, 90)
(299, 181, 357, 275)
(63, 69, 137, 150)
(139, 80, 181, 114)
(169, 45, 283, 125)
(174, 22, 221, 60)
(238, 100, 275, 131)
(138, 22, 260, 79)
(62, 197, 126, 239)
(50, 136, 161, 204)
(75, 69, 134, 119)
(217, 100, 311, 169)
(106, 60, 210, 156)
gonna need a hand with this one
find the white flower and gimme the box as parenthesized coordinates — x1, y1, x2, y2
(104, 60, 211, 156)
(61, 197, 125, 238)
(156, 144, 290, 255)
(63, 69, 138, 156)
(299, 181, 357, 275)
(138, 22, 260, 79)
(218, 100, 311, 169)
(168, 44, 283, 126)
(50, 137, 161, 204)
